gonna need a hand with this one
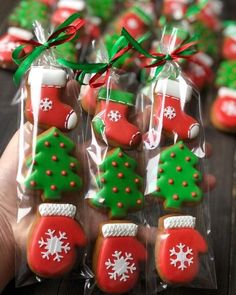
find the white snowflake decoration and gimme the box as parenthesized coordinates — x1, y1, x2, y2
(222, 101, 236, 116)
(105, 251, 136, 282)
(164, 106, 176, 120)
(38, 229, 71, 262)
(107, 110, 122, 122)
(127, 18, 139, 30)
(170, 243, 193, 271)
(40, 98, 53, 112)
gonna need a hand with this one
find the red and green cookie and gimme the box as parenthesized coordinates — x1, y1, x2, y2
(24, 127, 82, 201)
(90, 148, 144, 218)
(152, 141, 203, 210)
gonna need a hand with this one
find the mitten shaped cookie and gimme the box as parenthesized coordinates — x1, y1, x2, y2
(155, 215, 207, 284)
(24, 127, 82, 201)
(25, 67, 78, 131)
(152, 141, 203, 210)
(28, 203, 87, 278)
(94, 222, 147, 294)
(90, 148, 144, 218)
(211, 87, 236, 133)
(222, 21, 236, 60)
(92, 88, 141, 148)
(150, 79, 200, 141)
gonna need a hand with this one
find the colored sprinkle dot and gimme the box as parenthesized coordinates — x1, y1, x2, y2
(100, 178, 106, 183)
(117, 173, 123, 178)
(50, 185, 57, 190)
(112, 161, 118, 167)
(159, 168, 164, 173)
(173, 194, 179, 200)
(156, 186, 160, 192)
(168, 179, 174, 184)
(182, 181, 188, 187)
(117, 202, 123, 208)
(46, 170, 52, 176)
(44, 141, 50, 147)
(137, 199, 142, 205)
(113, 187, 118, 193)
(53, 132, 59, 137)
(52, 155, 57, 161)
(176, 166, 182, 172)
(32, 160, 37, 165)
(70, 181, 76, 187)
(170, 152, 176, 158)
(61, 170, 67, 176)
(118, 152, 123, 157)
(179, 144, 184, 149)
(125, 162, 130, 167)
(191, 192, 197, 197)
(125, 187, 131, 193)
(185, 157, 191, 162)
(60, 143, 65, 148)
(30, 181, 36, 187)
(70, 162, 76, 168)
(134, 178, 140, 183)
(193, 173, 199, 179)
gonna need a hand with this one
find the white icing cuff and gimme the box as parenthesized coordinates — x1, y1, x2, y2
(39, 203, 76, 218)
(58, 0, 85, 10)
(28, 67, 67, 87)
(102, 223, 138, 237)
(219, 87, 236, 99)
(195, 52, 213, 67)
(224, 25, 236, 37)
(8, 27, 33, 40)
(164, 215, 196, 229)
(155, 79, 192, 102)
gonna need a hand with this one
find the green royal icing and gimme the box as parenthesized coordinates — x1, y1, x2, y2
(216, 60, 236, 90)
(152, 141, 202, 210)
(9, 0, 49, 31)
(87, 0, 115, 22)
(56, 41, 78, 63)
(91, 148, 144, 218)
(25, 127, 82, 200)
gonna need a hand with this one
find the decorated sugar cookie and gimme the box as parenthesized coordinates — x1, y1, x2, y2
(90, 148, 144, 218)
(211, 87, 236, 133)
(28, 203, 87, 278)
(152, 141, 203, 210)
(92, 88, 141, 148)
(25, 67, 78, 131)
(222, 21, 236, 60)
(216, 60, 236, 90)
(93, 222, 147, 294)
(24, 127, 82, 201)
(155, 215, 208, 284)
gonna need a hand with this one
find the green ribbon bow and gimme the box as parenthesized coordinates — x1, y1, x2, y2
(12, 13, 85, 85)
(57, 32, 149, 88)
(122, 27, 198, 80)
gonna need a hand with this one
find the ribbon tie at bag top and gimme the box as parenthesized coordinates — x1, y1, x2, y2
(57, 32, 149, 88)
(12, 13, 85, 85)
(122, 27, 198, 81)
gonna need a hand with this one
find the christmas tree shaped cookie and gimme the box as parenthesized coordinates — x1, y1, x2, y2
(152, 142, 202, 210)
(216, 60, 236, 90)
(25, 127, 82, 201)
(90, 148, 144, 218)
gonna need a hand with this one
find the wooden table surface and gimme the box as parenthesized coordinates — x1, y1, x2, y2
(0, 0, 236, 294)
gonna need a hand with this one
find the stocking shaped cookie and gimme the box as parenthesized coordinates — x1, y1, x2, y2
(222, 22, 236, 60)
(151, 79, 200, 141)
(90, 148, 144, 218)
(152, 141, 203, 210)
(92, 88, 141, 148)
(94, 222, 147, 294)
(155, 215, 207, 284)
(211, 87, 236, 133)
(162, 0, 191, 20)
(24, 127, 82, 201)
(28, 203, 87, 278)
(25, 67, 78, 131)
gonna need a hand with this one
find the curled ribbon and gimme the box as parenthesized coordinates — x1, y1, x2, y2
(12, 13, 85, 85)
(57, 33, 149, 88)
(122, 27, 198, 80)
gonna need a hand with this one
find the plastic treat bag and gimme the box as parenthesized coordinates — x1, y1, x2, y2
(122, 27, 217, 291)
(12, 14, 89, 286)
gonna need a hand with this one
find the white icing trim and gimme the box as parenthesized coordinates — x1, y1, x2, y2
(28, 67, 67, 87)
(164, 215, 196, 229)
(102, 223, 138, 237)
(155, 79, 192, 102)
(194, 52, 213, 67)
(218, 87, 236, 99)
(8, 27, 33, 40)
(224, 25, 236, 38)
(58, 0, 85, 10)
(39, 203, 76, 218)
